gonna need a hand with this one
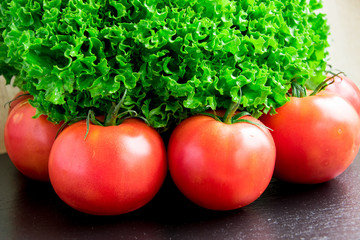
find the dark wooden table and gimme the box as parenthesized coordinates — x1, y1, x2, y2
(1, 152, 360, 240)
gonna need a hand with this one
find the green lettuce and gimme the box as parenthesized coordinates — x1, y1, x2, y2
(0, 0, 329, 130)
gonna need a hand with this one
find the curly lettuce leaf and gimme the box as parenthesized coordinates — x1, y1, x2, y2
(1, 0, 329, 129)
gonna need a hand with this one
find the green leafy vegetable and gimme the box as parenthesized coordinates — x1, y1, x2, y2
(0, 0, 329, 130)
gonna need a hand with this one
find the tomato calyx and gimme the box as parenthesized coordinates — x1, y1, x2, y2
(291, 71, 346, 98)
(56, 89, 149, 139)
(103, 89, 129, 126)
(4, 92, 32, 108)
(201, 88, 272, 130)
(200, 88, 246, 124)
(103, 89, 149, 126)
(311, 71, 346, 96)
(82, 89, 150, 139)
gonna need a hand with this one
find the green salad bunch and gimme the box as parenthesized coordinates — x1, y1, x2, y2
(0, 0, 329, 130)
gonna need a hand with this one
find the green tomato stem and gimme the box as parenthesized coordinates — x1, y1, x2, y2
(310, 71, 345, 96)
(223, 101, 239, 124)
(104, 89, 128, 126)
(223, 87, 243, 124)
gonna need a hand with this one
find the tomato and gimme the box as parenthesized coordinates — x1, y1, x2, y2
(48, 118, 167, 215)
(167, 114, 276, 211)
(324, 74, 360, 115)
(260, 91, 360, 184)
(4, 100, 62, 181)
(7, 91, 31, 114)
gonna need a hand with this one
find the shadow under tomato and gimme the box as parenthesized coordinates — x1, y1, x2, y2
(9, 167, 272, 239)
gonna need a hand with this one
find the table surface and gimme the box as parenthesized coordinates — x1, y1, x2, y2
(1, 152, 360, 240)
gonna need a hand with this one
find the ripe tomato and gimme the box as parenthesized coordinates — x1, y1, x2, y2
(324, 74, 360, 115)
(48, 118, 167, 215)
(260, 91, 360, 184)
(4, 100, 62, 181)
(167, 114, 276, 211)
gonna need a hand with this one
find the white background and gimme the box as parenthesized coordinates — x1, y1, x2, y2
(322, 0, 360, 86)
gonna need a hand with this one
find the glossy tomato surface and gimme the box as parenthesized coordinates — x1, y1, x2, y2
(168, 114, 276, 211)
(324, 74, 360, 115)
(49, 118, 167, 215)
(260, 91, 360, 184)
(4, 100, 62, 181)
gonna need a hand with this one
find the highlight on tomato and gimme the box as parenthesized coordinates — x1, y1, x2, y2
(4, 99, 62, 181)
(167, 95, 276, 211)
(48, 91, 167, 215)
(260, 84, 360, 184)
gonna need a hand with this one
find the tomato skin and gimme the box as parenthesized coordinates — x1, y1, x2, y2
(260, 92, 360, 184)
(4, 100, 62, 181)
(324, 75, 360, 115)
(48, 118, 167, 215)
(168, 115, 276, 211)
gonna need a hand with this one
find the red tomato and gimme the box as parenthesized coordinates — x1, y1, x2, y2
(48, 118, 167, 215)
(4, 100, 62, 181)
(8, 91, 31, 114)
(167, 114, 276, 211)
(260, 91, 360, 184)
(324, 74, 360, 115)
